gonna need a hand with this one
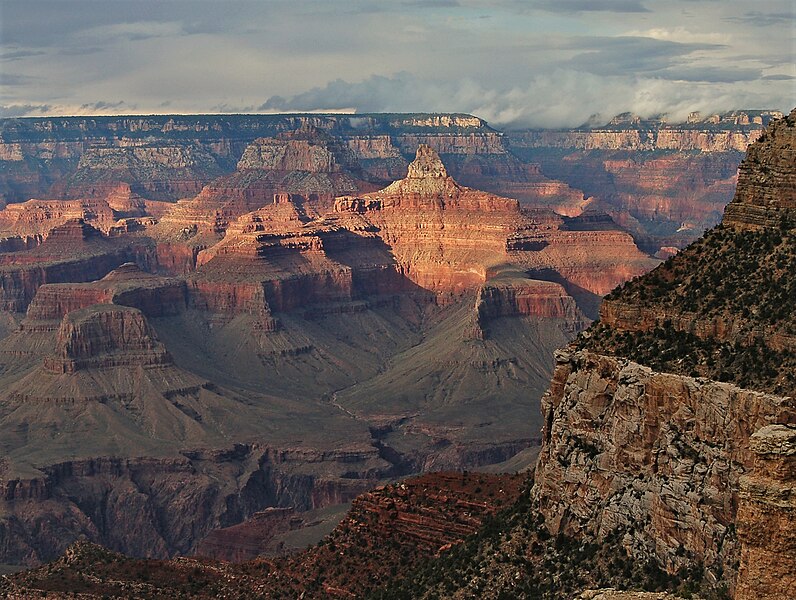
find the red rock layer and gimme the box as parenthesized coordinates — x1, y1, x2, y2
(474, 274, 589, 338)
(336, 146, 657, 298)
(0, 220, 152, 312)
(43, 305, 171, 373)
(157, 126, 380, 236)
(23, 263, 186, 325)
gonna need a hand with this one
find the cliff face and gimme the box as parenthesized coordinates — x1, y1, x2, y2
(0, 219, 156, 312)
(505, 114, 776, 253)
(723, 108, 796, 228)
(736, 424, 796, 600)
(533, 349, 794, 578)
(508, 127, 764, 153)
(531, 109, 796, 594)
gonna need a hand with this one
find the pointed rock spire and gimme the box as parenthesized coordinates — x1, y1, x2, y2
(406, 145, 448, 180)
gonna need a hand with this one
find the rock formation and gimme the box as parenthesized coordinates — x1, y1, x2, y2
(0, 112, 763, 258)
(335, 145, 656, 298)
(0, 472, 524, 598)
(0, 219, 153, 312)
(724, 108, 796, 228)
(531, 109, 796, 594)
(736, 424, 796, 600)
(533, 350, 794, 577)
(0, 123, 662, 570)
(158, 125, 382, 236)
(506, 112, 777, 253)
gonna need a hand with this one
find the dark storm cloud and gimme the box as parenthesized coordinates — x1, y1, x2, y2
(0, 0, 245, 46)
(565, 37, 719, 77)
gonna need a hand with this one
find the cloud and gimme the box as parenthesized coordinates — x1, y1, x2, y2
(659, 66, 762, 83)
(726, 11, 796, 27)
(0, 50, 47, 61)
(0, 73, 35, 86)
(761, 74, 796, 81)
(78, 100, 132, 111)
(532, 0, 650, 13)
(0, 104, 52, 117)
(257, 70, 790, 129)
(564, 36, 719, 77)
(0, 0, 791, 127)
(402, 0, 461, 7)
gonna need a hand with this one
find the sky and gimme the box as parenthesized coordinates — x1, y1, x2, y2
(0, 0, 794, 128)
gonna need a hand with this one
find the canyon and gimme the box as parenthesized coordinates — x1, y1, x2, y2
(0, 117, 657, 566)
(0, 108, 789, 598)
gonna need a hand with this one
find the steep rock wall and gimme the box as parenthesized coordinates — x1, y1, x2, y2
(533, 350, 795, 583)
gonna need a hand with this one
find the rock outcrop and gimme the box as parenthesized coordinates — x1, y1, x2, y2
(156, 125, 380, 236)
(0, 472, 524, 598)
(506, 112, 779, 253)
(0, 219, 153, 312)
(43, 305, 171, 373)
(24, 263, 186, 324)
(336, 145, 656, 297)
(723, 107, 796, 229)
(531, 109, 796, 593)
(736, 424, 796, 600)
(533, 349, 794, 578)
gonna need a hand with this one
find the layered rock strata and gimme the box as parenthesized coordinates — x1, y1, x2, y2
(335, 145, 656, 297)
(0, 219, 153, 312)
(723, 108, 796, 228)
(531, 109, 796, 592)
(533, 349, 794, 577)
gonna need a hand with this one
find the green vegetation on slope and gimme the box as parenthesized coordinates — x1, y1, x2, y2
(368, 479, 725, 600)
(581, 217, 796, 395)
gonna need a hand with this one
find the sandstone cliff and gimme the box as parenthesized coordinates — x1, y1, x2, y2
(533, 349, 794, 578)
(531, 109, 796, 594)
(736, 424, 796, 600)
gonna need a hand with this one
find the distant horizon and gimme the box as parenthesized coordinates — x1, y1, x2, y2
(0, 106, 788, 131)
